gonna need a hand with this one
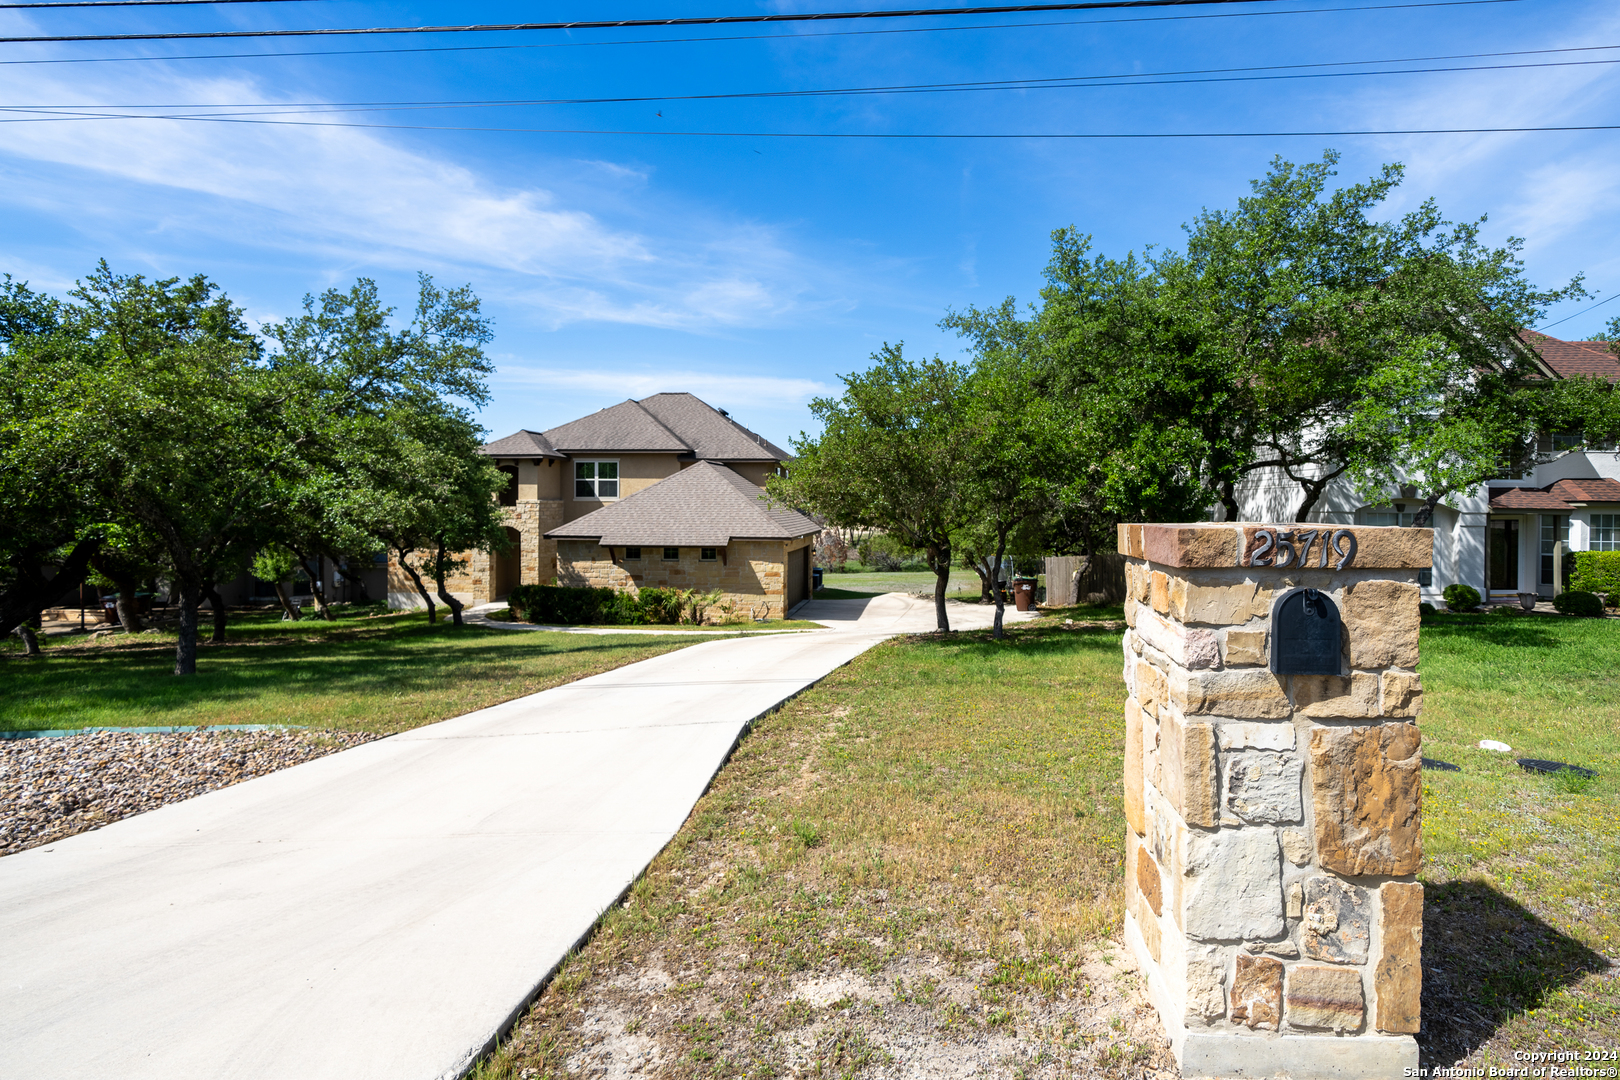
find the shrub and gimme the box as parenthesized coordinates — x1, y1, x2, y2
(506, 585, 621, 625)
(637, 587, 684, 625)
(1419, 601, 1437, 619)
(1442, 583, 1481, 612)
(1552, 590, 1605, 617)
(1570, 551, 1620, 602)
(1488, 605, 1520, 616)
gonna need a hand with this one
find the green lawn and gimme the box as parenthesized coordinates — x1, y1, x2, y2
(474, 608, 1618, 1078)
(817, 567, 987, 600)
(483, 608, 829, 631)
(0, 606, 706, 735)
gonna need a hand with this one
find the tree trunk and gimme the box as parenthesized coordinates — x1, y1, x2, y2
(332, 559, 372, 603)
(1220, 480, 1240, 522)
(964, 554, 993, 604)
(1411, 493, 1442, 529)
(113, 573, 144, 634)
(395, 546, 437, 623)
(991, 531, 1008, 641)
(433, 540, 464, 627)
(272, 581, 302, 621)
(1, 534, 102, 639)
(925, 544, 951, 632)
(13, 622, 41, 656)
(175, 581, 202, 675)
(204, 585, 229, 644)
(293, 549, 335, 621)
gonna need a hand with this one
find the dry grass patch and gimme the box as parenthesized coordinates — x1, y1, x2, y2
(475, 619, 1174, 1080)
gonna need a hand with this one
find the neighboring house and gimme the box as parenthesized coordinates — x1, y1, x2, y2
(1231, 333, 1620, 604)
(389, 393, 816, 617)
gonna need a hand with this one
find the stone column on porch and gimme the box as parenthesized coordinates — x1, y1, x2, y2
(1118, 522, 1430, 1078)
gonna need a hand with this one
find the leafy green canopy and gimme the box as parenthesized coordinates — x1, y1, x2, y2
(959, 152, 1592, 524)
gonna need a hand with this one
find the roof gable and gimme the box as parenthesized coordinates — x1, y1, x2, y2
(636, 392, 792, 461)
(545, 461, 819, 546)
(481, 429, 563, 458)
(542, 400, 689, 454)
(1520, 332, 1620, 382)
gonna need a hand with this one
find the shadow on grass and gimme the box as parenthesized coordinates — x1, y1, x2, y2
(1420, 615, 1563, 649)
(0, 624, 684, 731)
(1420, 879, 1612, 1068)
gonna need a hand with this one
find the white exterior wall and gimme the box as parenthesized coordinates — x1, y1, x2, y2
(1229, 447, 1620, 603)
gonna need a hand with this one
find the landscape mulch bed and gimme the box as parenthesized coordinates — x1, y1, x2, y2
(1, 727, 378, 856)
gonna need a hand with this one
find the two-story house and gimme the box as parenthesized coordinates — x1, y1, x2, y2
(393, 393, 819, 619)
(1230, 333, 1620, 604)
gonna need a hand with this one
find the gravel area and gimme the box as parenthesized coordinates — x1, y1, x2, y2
(1, 728, 378, 857)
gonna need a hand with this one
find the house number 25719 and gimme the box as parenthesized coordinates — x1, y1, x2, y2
(1249, 529, 1357, 570)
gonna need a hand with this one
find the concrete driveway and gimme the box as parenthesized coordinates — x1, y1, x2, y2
(0, 594, 1036, 1080)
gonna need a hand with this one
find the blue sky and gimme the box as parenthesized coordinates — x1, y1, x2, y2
(4, 0, 1619, 451)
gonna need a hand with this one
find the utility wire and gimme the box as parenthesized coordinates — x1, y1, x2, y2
(0, 0, 1406, 44)
(1537, 293, 1619, 331)
(12, 47, 1620, 113)
(0, 0, 1531, 65)
(0, 109, 1610, 137)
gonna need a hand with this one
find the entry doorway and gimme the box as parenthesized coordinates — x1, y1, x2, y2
(1488, 519, 1519, 592)
(493, 527, 522, 600)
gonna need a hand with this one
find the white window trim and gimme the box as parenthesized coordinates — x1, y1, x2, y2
(572, 458, 621, 501)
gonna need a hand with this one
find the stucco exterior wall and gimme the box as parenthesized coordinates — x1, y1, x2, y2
(554, 534, 813, 621)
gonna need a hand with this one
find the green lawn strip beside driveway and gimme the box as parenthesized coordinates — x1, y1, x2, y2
(817, 568, 986, 600)
(0, 610, 709, 736)
(1412, 613, 1620, 1064)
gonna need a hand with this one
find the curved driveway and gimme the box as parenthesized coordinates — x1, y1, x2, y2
(0, 594, 1032, 1080)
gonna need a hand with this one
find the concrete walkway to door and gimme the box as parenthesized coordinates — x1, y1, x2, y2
(0, 594, 1033, 1080)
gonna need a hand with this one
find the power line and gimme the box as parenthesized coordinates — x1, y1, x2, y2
(0, 0, 1405, 44)
(1537, 292, 1619, 331)
(0, 108, 1612, 137)
(0, 0, 1531, 64)
(12, 46, 1620, 113)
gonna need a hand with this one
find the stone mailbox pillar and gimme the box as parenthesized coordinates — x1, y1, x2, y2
(1118, 523, 1429, 1078)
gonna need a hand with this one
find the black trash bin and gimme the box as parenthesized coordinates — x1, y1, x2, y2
(813, 567, 824, 592)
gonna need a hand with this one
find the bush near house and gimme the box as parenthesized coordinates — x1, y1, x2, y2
(1569, 551, 1620, 607)
(1552, 590, 1606, 617)
(1443, 583, 1482, 612)
(505, 585, 715, 626)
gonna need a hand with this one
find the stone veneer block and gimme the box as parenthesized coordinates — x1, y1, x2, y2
(1124, 698, 1146, 837)
(1136, 842, 1164, 917)
(1310, 723, 1423, 876)
(1175, 668, 1291, 719)
(1222, 628, 1267, 666)
(1224, 752, 1304, 825)
(1173, 581, 1272, 627)
(1301, 877, 1372, 964)
(1280, 828, 1313, 866)
(1183, 828, 1283, 940)
(1230, 953, 1284, 1030)
(1216, 722, 1295, 752)
(1120, 522, 1145, 559)
(1136, 659, 1166, 713)
(1143, 524, 1239, 569)
(1294, 673, 1381, 719)
(1185, 945, 1228, 1025)
(1343, 580, 1422, 670)
(1151, 571, 1171, 614)
(1376, 882, 1424, 1034)
(1286, 964, 1365, 1032)
(1381, 671, 1423, 718)
(1137, 610, 1220, 669)
(1160, 715, 1219, 828)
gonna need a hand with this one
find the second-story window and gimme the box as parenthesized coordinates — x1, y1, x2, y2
(574, 460, 619, 499)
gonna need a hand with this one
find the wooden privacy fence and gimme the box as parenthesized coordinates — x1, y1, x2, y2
(1044, 552, 1128, 606)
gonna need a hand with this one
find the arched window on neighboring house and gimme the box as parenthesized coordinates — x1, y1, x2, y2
(498, 465, 519, 507)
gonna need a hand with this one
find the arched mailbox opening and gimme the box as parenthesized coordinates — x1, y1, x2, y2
(1270, 587, 1343, 676)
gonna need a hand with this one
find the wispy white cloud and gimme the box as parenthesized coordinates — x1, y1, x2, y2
(0, 62, 839, 330)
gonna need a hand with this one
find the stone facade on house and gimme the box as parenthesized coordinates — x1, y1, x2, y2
(1119, 522, 1427, 1078)
(555, 535, 814, 621)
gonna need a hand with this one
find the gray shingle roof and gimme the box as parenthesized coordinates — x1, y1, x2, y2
(542, 400, 689, 454)
(637, 393, 792, 461)
(546, 461, 820, 546)
(481, 429, 564, 458)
